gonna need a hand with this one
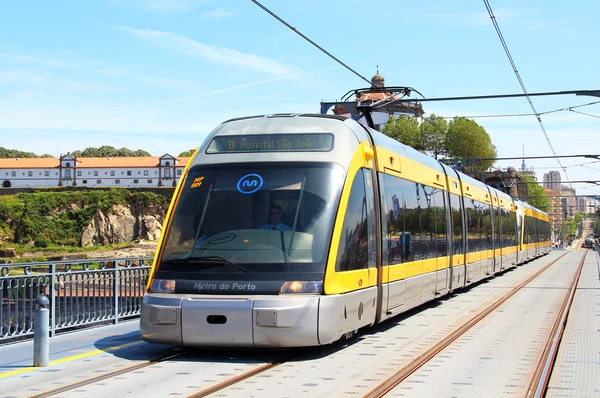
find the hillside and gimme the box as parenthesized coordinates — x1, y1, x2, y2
(0, 189, 171, 261)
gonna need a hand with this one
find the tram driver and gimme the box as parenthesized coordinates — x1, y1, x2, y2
(259, 204, 292, 231)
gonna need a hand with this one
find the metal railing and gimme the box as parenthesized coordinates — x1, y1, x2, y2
(0, 257, 152, 343)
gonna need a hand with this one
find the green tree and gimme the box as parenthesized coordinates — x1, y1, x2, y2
(444, 117, 497, 171)
(0, 147, 41, 158)
(41, 154, 54, 158)
(382, 115, 422, 150)
(574, 212, 584, 225)
(419, 114, 448, 159)
(523, 176, 550, 212)
(179, 150, 193, 157)
(71, 146, 151, 157)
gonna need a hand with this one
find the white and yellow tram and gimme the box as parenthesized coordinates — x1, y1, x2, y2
(140, 114, 551, 347)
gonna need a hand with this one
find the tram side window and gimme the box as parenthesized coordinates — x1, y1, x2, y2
(465, 199, 480, 253)
(432, 189, 447, 257)
(494, 206, 501, 249)
(482, 203, 493, 251)
(336, 170, 368, 272)
(381, 174, 409, 265)
(501, 209, 516, 248)
(450, 194, 463, 255)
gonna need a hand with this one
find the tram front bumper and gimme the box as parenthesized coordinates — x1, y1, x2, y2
(140, 293, 321, 347)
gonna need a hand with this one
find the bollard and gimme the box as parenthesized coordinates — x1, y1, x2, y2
(33, 295, 50, 367)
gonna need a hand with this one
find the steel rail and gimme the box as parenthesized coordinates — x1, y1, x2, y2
(527, 252, 586, 397)
(363, 252, 569, 398)
(186, 358, 288, 398)
(30, 349, 188, 398)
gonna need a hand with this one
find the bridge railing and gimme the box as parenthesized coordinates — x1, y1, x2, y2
(0, 257, 152, 343)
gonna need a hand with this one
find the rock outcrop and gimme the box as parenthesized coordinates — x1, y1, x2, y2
(80, 203, 165, 246)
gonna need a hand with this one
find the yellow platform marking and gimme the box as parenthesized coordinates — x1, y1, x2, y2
(0, 340, 144, 380)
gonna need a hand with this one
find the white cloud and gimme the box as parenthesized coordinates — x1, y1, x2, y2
(119, 26, 301, 77)
(0, 71, 46, 85)
(202, 8, 236, 20)
(138, 0, 208, 14)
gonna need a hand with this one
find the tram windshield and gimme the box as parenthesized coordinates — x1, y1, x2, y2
(155, 162, 345, 290)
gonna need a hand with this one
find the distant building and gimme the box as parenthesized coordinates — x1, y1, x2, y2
(0, 152, 192, 188)
(576, 197, 588, 213)
(560, 185, 576, 218)
(543, 171, 561, 191)
(545, 188, 563, 237)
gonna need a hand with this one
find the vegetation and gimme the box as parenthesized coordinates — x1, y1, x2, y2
(523, 176, 550, 212)
(70, 146, 151, 158)
(0, 147, 52, 158)
(382, 115, 497, 171)
(178, 150, 193, 157)
(0, 189, 169, 247)
(592, 209, 600, 236)
(382, 115, 421, 150)
(557, 219, 578, 241)
(0, 145, 152, 158)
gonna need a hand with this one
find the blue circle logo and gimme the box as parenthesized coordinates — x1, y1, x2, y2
(237, 173, 263, 194)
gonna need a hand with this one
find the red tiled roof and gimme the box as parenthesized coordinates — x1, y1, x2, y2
(0, 156, 191, 169)
(0, 158, 59, 169)
(355, 92, 399, 102)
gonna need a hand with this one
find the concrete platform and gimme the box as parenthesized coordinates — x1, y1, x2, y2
(546, 251, 600, 397)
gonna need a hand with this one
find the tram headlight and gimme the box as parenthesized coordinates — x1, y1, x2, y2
(279, 281, 323, 294)
(150, 279, 176, 294)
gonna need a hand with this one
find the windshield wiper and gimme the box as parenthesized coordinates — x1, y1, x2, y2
(162, 256, 251, 273)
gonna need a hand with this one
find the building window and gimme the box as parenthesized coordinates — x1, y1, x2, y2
(96, 180, 101, 184)
(82, 180, 87, 184)
(147, 179, 152, 183)
(127, 171, 132, 176)
(155, 170, 158, 175)
(77, 170, 82, 177)
(94, 171, 99, 176)
(115, 179, 120, 184)
(65, 170, 72, 179)
(133, 179, 139, 184)
(105, 171, 107, 175)
(28, 171, 33, 177)
(165, 161, 171, 166)
(38, 172, 42, 176)
(165, 169, 171, 178)
(177, 169, 182, 176)
(65, 162, 71, 167)
(110, 170, 115, 176)
(138, 171, 141, 175)
(144, 170, 148, 176)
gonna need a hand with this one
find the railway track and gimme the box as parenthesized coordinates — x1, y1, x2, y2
(30, 349, 189, 398)
(29, 346, 298, 398)
(363, 251, 585, 398)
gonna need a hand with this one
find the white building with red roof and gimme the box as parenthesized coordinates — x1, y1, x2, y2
(0, 152, 192, 188)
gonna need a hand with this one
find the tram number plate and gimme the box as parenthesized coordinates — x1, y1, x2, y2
(155, 307, 177, 325)
(255, 309, 277, 327)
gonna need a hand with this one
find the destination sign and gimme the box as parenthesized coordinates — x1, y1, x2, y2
(206, 133, 334, 153)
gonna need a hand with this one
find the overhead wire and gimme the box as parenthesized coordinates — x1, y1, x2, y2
(249, 0, 371, 86)
(436, 100, 600, 119)
(483, 0, 570, 183)
(569, 109, 600, 119)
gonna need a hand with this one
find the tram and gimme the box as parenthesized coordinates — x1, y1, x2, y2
(140, 113, 551, 347)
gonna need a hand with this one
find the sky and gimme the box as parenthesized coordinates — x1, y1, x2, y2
(1, 0, 599, 196)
